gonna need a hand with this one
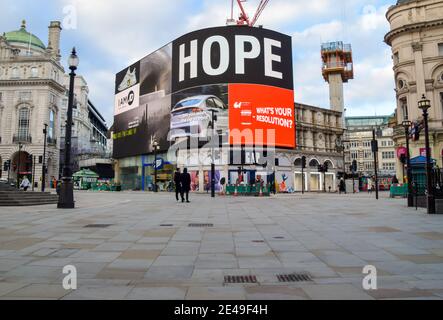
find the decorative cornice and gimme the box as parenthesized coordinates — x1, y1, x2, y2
(0, 78, 66, 93)
(385, 18, 443, 45)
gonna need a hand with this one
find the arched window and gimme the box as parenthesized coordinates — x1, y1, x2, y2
(309, 159, 320, 168)
(18, 107, 30, 140)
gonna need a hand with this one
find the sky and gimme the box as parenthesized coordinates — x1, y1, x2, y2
(0, 0, 398, 126)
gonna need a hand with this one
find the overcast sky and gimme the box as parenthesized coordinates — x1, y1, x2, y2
(1, 0, 397, 125)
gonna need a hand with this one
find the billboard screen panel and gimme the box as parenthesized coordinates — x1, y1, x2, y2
(113, 26, 295, 159)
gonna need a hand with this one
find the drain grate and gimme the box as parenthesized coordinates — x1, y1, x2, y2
(84, 224, 113, 228)
(252, 240, 265, 243)
(273, 236, 285, 240)
(224, 275, 258, 284)
(160, 224, 174, 227)
(188, 223, 214, 228)
(277, 273, 313, 283)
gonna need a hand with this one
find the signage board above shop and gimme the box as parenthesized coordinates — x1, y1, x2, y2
(113, 26, 295, 159)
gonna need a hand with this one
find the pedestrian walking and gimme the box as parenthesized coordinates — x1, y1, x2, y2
(180, 168, 191, 203)
(20, 176, 31, 192)
(174, 168, 182, 202)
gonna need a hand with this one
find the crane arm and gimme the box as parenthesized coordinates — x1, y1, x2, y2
(236, 0, 250, 25)
(250, 0, 270, 27)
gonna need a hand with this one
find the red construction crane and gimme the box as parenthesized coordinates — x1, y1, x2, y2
(231, 0, 270, 27)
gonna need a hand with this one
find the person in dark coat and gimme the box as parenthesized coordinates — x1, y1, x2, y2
(174, 168, 182, 201)
(180, 168, 191, 203)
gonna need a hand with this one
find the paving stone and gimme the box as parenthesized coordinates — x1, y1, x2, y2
(126, 286, 187, 300)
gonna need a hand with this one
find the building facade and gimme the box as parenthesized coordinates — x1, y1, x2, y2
(59, 75, 109, 177)
(344, 116, 397, 180)
(114, 102, 345, 193)
(0, 20, 64, 188)
(385, 0, 443, 181)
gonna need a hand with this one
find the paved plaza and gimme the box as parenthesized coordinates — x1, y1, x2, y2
(0, 191, 443, 300)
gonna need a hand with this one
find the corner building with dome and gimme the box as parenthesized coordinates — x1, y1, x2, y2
(0, 20, 65, 188)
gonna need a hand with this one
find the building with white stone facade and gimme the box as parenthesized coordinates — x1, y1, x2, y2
(385, 0, 443, 181)
(344, 116, 397, 182)
(59, 75, 109, 177)
(0, 20, 64, 188)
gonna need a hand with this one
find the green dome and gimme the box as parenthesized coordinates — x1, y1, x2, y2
(4, 20, 46, 50)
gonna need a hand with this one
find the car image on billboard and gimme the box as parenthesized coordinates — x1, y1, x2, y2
(169, 95, 228, 141)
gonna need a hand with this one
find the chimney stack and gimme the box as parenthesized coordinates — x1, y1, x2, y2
(48, 21, 62, 61)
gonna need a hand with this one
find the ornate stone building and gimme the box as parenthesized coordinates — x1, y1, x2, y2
(0, 20, 64, 188)
(294, 103, 344, 192)
(385, 0, 443, 181)
(344, 116, 397, 178)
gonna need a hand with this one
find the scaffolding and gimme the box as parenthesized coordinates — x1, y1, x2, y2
(321, 41, 354, 83)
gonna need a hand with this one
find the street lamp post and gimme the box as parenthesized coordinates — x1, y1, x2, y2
(58, 48, 79, 209)
(402, 120, 413, 207)
(210, 109, 217, 198)
(372, 129, 379, 200)
(16, 142, 23, 189)
(153, 141, 160, 193)
(418, 95, 436, 214)
(42, 123, 48, 192)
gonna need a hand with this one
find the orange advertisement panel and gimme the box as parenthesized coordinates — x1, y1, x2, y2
(229, 84, 295, 148)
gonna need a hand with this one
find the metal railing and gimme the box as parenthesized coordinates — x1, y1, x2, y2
(13, 134, 32, 143)
(47, 137, 57, 145)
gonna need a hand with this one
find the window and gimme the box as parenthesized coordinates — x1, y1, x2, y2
(49, 93, 58, 106)
(49, 110, 55, 140)
(382, 151, 395, 160)
(393, 52, 399, 65)
(18, 107, 30, 139)
(11, 67, 19, 78)
(351, 151, 359, 160)
(364, 151, 373, 159)
(0, 92, 3, 102)
(30, 67, 38, 78)
(382, 163, 396, 171)
(400, 98, 408, 121)
(398, 79, 406, 90)
(441, 92, 443, 117)
(439, 43, 443, 56)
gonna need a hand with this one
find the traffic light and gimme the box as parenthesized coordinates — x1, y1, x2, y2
(400, 154, 406, 165)
(3, 162, 8, 172)
(352, 160, 358, 172)
(301, 156, 307, 169)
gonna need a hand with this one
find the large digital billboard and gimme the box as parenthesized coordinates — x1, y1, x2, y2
(113, 26, 295, 159)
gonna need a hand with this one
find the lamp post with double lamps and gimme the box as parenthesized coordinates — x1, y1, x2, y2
(58, 48, 79, 209)
(402, 120, 413, 207)
(418, 95, 436, 214)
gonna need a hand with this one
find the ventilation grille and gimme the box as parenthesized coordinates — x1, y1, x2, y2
(84, 224, 113, 228)
(224, 275, 258, 284)
(277, 273, 313, 283)
(188, 223, 214, 228)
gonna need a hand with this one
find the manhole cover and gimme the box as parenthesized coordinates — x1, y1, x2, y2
(84, 224, 113, 228)
(224, 275, 258, 284)
(188, 223, 214, 228)
(277, 273, 313, 282)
